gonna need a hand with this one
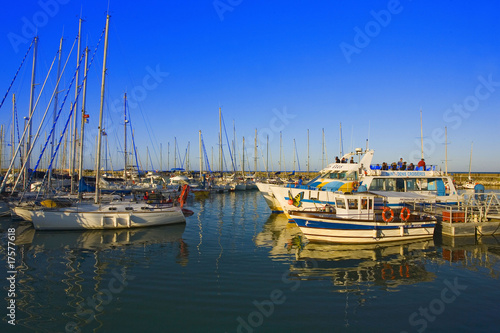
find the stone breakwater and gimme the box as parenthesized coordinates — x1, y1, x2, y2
(451, 173, 500, 186)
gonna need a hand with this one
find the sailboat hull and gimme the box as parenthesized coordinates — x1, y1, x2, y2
(31, 203, 186, 230)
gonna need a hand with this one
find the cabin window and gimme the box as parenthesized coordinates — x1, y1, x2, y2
(396, 179, 405, 192)
(346, 172, 358, 181)
(370, 178, 385, 191)
(336, 198, 346, 209)
(406, 179, 417, 191)
(348, 199, 358, 209)
(418, 179, 429, 190)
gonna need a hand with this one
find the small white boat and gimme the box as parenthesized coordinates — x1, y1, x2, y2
(30, 202, 186, 231)
(289, 192, 436, 244)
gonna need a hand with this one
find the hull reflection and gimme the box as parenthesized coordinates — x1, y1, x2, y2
(290, 239, 437, 289)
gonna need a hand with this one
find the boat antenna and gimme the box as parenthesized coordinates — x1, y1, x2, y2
(420, 109, 424, 159)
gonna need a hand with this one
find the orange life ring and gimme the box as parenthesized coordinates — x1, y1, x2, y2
(382, 207, 394, 223)
(400, 207, 411, 222)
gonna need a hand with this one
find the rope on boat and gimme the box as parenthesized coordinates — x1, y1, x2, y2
(0, 38, 34, 111)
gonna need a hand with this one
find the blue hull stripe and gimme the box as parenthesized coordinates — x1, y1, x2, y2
(293, 218, 435, 230)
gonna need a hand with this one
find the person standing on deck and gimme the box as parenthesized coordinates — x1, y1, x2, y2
(417, 158, 426, 170)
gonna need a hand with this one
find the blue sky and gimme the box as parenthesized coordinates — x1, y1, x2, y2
(0, 0, 499, 172)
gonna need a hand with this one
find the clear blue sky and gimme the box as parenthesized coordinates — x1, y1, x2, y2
(1, 0, 499, 172)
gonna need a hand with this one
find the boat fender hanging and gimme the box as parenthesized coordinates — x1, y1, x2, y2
(382, 207, 394, 223)
(400, 207, 411, 222)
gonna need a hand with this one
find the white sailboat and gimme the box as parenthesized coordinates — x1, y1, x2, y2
(462, 142, 476, 190)
(28, 15, 186, 230)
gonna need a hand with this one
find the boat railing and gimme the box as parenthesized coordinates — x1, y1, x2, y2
(422, 193, 500, 223)
(369, 164, 437, 171)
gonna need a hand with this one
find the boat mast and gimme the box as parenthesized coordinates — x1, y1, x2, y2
(199, 130, 202, 178)
(219, 107, 222, 173)
(232, 119, 236, 172)
(266, 134, 269, 178)
(187, 141, 190, 173)
(24, 36, 38, 190)
(307, 129, 310, 173)
(123, 93, 127, 179)
(95, 14, 110, 204)
(445, 126, 448, 175)
(242, 136, 245, 176)
(11, 94, 15, 172)
(70, 18, 83, 194)
(77, 47, 89, 199)
(322, 128, 325, 169)
(339, 122, 343, 157)
(279, 131, 282, 172)
(293, 138, 296, 171)
(174, 137, 177, 169)
(420, 109, 424, 159)
(160, 143, 162, 172)
(468, 142, 473, 181)
(48, 35, 63, 191)
(254, 128, 257, 173)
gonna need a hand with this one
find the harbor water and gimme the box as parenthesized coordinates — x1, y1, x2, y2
(1, 190, 499, 333)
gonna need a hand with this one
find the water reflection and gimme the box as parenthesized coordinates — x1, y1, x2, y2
(290, 239, 437, 291)
(6, 224, 188, 332)
(441, 235, 500, 278)
(254, 214, 304, 260)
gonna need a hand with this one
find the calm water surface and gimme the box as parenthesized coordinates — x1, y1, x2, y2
(1, 190, 499, 333)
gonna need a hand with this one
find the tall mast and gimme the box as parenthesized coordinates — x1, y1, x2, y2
(279, 131, 282, 172)
(293, 138, 296, 171)
(174, 137, 177, 169)
(160, 143, 162, 172)
(95, 14, 110, 204)
(24, 36, 38, 190)
(307, 129, 310, 173)
(420, 109, 424, 159)
(187, 141, 190, 173)
(11, 94, 15, 170)
(78, 47, 89, 198)
(146, 146, 149, 171)
(219, 107, 222, 173)
(123, 93, 127, 179)
(49, 35, 63, 190)
(468, 142, 473, 181)
(232, 119, 236, 171)
(70, 18, 83, 194)
(339, 122, 343, 157)
(266, 134, 269, 178)
(242, 136, 245, 176)
(167, 142, 170, 171)
(322, 128, 325, 169)
(254, 128, 257, 173)
(199, 130, 203, 178)
(444, 126, 448, 175)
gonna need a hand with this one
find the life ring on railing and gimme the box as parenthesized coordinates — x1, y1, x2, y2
(177, 184, 190, 208)
(382, 207, 394, 223)
(400, 207, 411, 222)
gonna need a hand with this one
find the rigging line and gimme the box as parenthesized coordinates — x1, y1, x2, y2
(0, 38, 35, 111)
(128, 109, 142, 176)
(110, 26, 161, 165)
(8, 34, 78, 193)
(16, 26, 105, 197)
(20, 51, 85, 199)
(14, 101, 21, 153)
(201, 134, 212, 173)
(221, 114, 236, 172)
(9, 48, 63, 194)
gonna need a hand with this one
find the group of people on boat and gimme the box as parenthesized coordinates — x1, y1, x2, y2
(335, 156, 355, 164)
(375, 158, 426, 171)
